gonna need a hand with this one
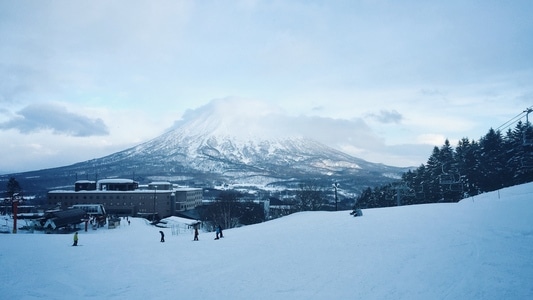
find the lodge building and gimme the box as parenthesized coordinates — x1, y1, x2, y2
(47, 179, 203, 219)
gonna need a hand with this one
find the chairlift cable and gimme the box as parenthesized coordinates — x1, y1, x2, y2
(496, 111, 525, 131)
(496, 105, 533, 132)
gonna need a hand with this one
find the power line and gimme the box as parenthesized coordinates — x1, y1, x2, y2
(495, 112, 524, 131)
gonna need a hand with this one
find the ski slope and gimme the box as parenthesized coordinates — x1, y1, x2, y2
(1, 183, 532, 299)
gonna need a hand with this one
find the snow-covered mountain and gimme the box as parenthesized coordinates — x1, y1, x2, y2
(3, 99, 408, 194)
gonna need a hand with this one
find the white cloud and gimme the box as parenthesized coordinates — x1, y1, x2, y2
(416, 134, 447, 146)
(0, 102, 109, 136)
(366, 109, 403, 124)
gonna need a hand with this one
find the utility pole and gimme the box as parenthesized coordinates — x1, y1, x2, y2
(12, 193, 20, 234)
(153, 186, 157, 222)
(524, 108, 533, 125)
(394, 184, 409, 206)
(333, 182, 339, 211)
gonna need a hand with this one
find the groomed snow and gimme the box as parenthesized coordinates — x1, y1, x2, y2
(1, 183, 532, 299)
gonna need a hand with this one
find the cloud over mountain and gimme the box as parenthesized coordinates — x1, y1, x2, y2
(171, 97, 383, 146)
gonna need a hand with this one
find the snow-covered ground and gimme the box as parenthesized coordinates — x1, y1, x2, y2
(1, 183, 533, 299)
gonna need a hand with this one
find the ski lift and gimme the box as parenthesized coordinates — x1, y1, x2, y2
(522, 130, 533, 146)
(439, 164, 463, 191)
(519, 110, 533, 168)
(440, 176, 463, 192)
(439, 164, 461, 185)
(521, 153, 533, 169)
(439, 173, 458, 185)
(391, 182, 415, 206)
(523, 108, 533, 146)
(448, 179, 464, 192)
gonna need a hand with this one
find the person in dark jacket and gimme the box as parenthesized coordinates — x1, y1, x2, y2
(218, 225, 223, 238)
(194, 227, 199, 241)
(73, 232, 79, 246)
(159, 230, 165, 242)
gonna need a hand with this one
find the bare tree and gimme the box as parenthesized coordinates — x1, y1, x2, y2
(296, 181, 324, 211)
(210, 190, 242, 229)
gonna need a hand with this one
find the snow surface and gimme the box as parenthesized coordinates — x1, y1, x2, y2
(1, 183, 533, 299)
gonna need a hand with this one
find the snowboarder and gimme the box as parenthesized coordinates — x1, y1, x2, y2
(194, 228, 199, 241)
(218, 225, 223, 238)
(159, 230, 165, 242)
(73, 232, 79, 246)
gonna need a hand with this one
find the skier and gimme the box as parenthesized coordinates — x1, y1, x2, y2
(194, 227, 199, 241)
(159, 230, 165, 242)
(218, 225, 223, 238)
(214, 225, 220, 240)
(73, 232, 79, 246)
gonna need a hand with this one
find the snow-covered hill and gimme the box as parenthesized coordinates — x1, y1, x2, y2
(1, 183, 532, 299)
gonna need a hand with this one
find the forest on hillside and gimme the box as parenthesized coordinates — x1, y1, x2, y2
(355, 120, 533, 209)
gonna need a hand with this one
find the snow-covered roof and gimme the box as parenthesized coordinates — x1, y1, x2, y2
(149, 181, 172, 185)
(157, 216, 200, 227)
(173, 187, 202, 192)
(97, 179, 136, 184)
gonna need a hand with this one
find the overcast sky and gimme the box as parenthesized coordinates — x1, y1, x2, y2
(1, 0, 532, 174)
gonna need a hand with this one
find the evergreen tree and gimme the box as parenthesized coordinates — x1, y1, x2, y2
(424, 146, 442, 203)
(6, 177, 22, 200)
(455, 138, 479, 196)
(352, 121, 533, 215)
(411, 164, 429, 204)
(438, 140, 463, 202)
(477, 128, 506, 192)
(401, 169, 419, 205)
(354, 187, 372, 209)
(507, 122, 533, 184)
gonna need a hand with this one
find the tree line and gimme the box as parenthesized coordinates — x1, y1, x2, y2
(198, 181, 353, 229)
(355, 122, 533, 209)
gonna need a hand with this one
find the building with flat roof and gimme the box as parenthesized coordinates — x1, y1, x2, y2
(47, 179, 203, 219)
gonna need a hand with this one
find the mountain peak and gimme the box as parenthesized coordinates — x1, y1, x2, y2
(170, 97, 296, 141)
